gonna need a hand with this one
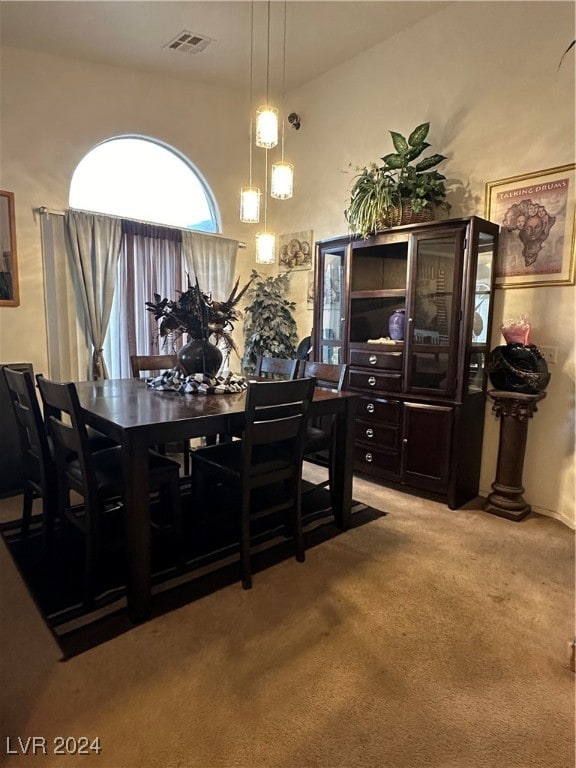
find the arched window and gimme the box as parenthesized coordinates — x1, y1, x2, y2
(69, 135, 220, 232)
(67, 135, 224, 378)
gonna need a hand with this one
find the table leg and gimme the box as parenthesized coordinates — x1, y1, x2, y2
(332, 398, 356, 530)
(122, 435, 151, 622)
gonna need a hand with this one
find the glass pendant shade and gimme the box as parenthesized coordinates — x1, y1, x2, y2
(255, 231, 276, 264)
(255, 106, 279, 148)
(240, 186, 261, 223)
(271, 161, 294, 199)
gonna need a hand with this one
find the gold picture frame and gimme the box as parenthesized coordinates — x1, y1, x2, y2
(0, 190, 19, 306)
(484, 164, 575, 288)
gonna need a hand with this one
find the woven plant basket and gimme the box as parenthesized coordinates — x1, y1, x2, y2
(377, 200, 435, 230)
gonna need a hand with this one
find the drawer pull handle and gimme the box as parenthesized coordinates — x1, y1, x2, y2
(368, 376, 376, 387)
(365, 452, 373, 463)
(366, 403, 375, 413)
(369, 354, 377, 365)
(365, 428, 374, 439)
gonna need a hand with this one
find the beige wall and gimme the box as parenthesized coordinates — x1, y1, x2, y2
(1, 1, 574, 525)
(268, 0, 576, 526)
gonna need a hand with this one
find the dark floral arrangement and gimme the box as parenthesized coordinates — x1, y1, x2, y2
(146, 275, 252, 355)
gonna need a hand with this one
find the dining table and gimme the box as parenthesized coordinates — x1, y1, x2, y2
(74, 377, 358, 622)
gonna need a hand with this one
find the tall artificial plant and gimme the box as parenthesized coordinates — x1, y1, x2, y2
(241, 270, 298, 374)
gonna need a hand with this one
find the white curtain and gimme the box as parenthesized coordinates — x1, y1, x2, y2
(40, 212, 90, 381)
(182, 231, 239, 372)
(64, 210, 122, 379)
(181, 231, 238, 301)
(104, 228, 184, 380)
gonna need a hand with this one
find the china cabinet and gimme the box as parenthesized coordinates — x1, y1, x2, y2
(313, 216, 499, 508)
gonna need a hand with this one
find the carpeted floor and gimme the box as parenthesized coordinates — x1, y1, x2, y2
(1, 465, 574, 768)
(0, 480, 382, 657)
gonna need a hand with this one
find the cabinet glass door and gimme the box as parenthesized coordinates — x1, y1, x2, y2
(468, 231, 496, 393)
(318, 248, 345, 364)
(406, 230, 464, 394)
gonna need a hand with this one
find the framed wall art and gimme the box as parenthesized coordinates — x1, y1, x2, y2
(278, 230, 313, 271)
(485, 164, 575, 288)
(0, 190, 20, 306)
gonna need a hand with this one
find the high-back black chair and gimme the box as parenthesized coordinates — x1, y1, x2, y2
(37, 375, 183, 604)
(254, 356, 300, 380)
(130, 354, 178, 379)
(130, 353, 193, 473)
(192, 377, 316, 589)
(2, 367, 57, 547)
(300, 361, 348, 500)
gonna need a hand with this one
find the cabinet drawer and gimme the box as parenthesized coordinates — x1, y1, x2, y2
(349, 370, 402, 393)
(349, 348, 403, 371)
(359, 396, 401, 425)
(354, 445, 400, 478)
(355, 420, 399, 450)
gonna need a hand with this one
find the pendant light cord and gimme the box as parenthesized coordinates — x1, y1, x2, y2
(266, 0, 271, 104)
(264, 149, 268, 231)
(248, 1, 254, 186)
(281, 0, 287, 162)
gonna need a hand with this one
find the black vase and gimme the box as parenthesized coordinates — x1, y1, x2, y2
(486, 343, 550, 394)
(177, 338, 223, 377)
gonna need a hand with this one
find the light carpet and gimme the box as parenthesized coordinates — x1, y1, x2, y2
(1, 465, 574, 768)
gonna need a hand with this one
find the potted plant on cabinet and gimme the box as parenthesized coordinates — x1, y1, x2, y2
(345, 122, 451, 238)
(241, 270, 298, 374)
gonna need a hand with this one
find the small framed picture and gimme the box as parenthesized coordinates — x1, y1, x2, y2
(279, 230, 313, 271)
(485, 165, 575, 288)
(0, 191, 20, 306)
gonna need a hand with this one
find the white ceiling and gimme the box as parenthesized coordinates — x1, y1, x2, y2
(0, 1, 453, 91)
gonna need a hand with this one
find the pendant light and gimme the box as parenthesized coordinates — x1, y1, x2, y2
(240, 2, 260, 223)
(255, 1, 278, 149)
(271, 1, 294, 199)
(255, 149, 276, 264)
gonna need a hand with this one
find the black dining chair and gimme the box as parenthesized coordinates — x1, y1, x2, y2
(130, 353, 193, 473)
(36, 375, 183, 604)
(3, 367, 119, 549)
(254, 356, 301, 380)
(2, 367, 58, 548)
(192, 377, 316, 590)
(300, 361, 348, 501)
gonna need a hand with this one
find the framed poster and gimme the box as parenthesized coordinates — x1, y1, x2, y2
(0, 191, 19, 306)
(279, 230, 313, 271)
(485, 165, 575, 288)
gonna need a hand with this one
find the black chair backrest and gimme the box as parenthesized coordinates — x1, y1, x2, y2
(254, 356, 300, 379)
(130, 354, 178, 378)
(3, 367, 53, 492)
(242, 378, 315, 474)
(300, 361, 348, 391)
(36, 376, 97, 498)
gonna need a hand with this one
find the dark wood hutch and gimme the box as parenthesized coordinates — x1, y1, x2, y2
(313, 216, 499, 509)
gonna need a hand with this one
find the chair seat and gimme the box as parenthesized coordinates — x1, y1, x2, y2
(304, 425, 331, 454)
(193, 441, 295, 481)
(86, 427, 118, 451)
(65, 446, 180, 496)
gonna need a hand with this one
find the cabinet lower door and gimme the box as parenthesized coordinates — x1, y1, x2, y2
(401, 402, 453, 493)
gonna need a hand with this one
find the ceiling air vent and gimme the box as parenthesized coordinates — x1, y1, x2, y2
(164, 30, 213, 55)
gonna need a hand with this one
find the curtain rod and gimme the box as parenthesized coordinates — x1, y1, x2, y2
(36, 206, 247, 248)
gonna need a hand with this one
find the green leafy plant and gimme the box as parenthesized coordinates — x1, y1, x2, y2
(146, 275, 252, 356)
(345, 122, 451, 238)
(241, 270, 298, 374)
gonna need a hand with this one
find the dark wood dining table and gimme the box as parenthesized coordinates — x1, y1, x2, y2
(74, 377, 358, 622)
